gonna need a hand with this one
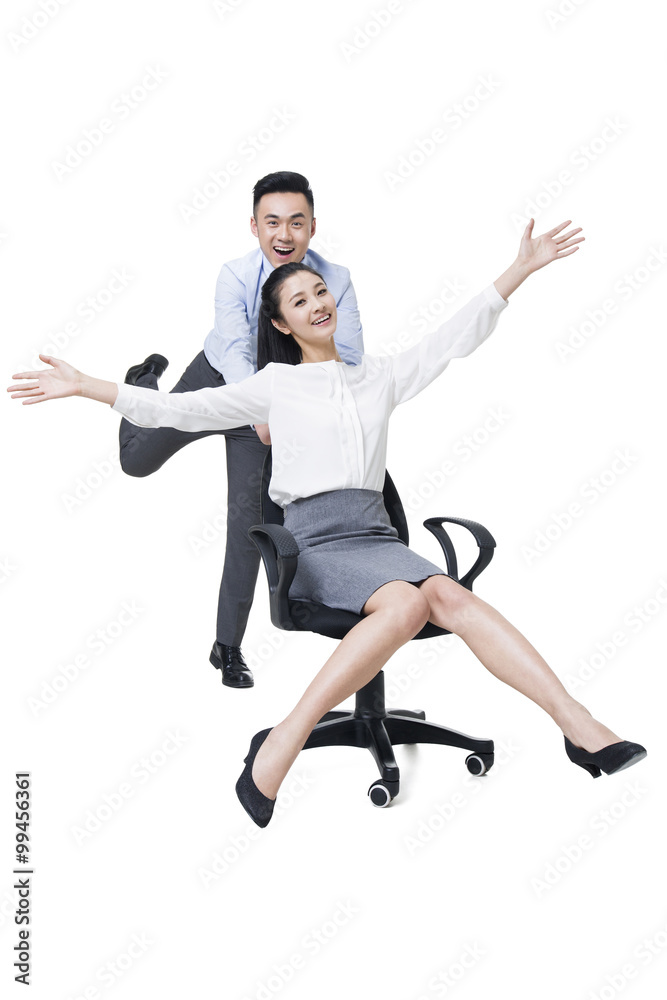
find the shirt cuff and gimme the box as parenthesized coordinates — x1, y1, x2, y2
(485, 282, 510, 308)
(111, 382, 131, 411)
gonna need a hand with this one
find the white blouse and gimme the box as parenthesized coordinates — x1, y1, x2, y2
(113, 284, 508, 507)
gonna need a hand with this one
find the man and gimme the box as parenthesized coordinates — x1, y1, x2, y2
(119, 171, 364, 687)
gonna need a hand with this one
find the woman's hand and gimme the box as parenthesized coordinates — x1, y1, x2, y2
(7, 354, 118, 406)
(518, 218, 584, 272)
(494, 218, 585, 300)
(7, 355, 83, 404)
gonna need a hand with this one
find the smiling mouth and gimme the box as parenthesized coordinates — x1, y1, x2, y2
(312, 314, 331, 326)
(274, 246, 294, 258)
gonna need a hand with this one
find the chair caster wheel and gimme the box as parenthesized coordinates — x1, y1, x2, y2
(465, 752, 494, 776)
(368, 781, 395, 808)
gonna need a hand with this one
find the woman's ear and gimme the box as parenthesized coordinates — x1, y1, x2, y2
(271, 317, 291, 336)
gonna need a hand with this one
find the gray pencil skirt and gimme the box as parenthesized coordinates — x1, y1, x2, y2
(282, 488, 445, 615)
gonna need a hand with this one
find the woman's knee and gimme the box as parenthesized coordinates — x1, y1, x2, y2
(425, 576, 478, 632)
(366, 583, 431, 638)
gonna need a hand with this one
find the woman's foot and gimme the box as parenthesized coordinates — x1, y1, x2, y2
(564, 736, 646, 778)
(559, 704, 623, 753)
(235, 729, 276, 828)
(250, 722, 305, 800)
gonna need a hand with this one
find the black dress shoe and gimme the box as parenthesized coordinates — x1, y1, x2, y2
(210, 642, 254, 688)
(564, 737, 647, 778)
(236, 728, 275, 827)
(124, 354, 169, 385)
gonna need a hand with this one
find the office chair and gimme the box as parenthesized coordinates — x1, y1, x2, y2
(248, 457, 497, 808)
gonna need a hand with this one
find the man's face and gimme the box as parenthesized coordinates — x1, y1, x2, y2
(250, 191, 316, 269)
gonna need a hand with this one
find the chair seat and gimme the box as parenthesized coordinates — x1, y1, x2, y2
(289, 599, 451, 641)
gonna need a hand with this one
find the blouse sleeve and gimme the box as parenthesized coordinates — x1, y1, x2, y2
(388, 284, 508, 406)
(111, 365, 273, 431)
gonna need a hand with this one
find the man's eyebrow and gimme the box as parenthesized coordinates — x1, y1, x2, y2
(263, 212, 307, 220)
(288, 281, 325, 302)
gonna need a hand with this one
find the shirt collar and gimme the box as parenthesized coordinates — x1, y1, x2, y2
(260, 248, 316, 277)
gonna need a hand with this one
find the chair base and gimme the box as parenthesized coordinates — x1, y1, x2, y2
(302, 671, 494, 805)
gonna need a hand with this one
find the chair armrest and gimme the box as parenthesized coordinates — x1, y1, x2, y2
(423, 517, 496, 592)
(247, 524, 299, 631)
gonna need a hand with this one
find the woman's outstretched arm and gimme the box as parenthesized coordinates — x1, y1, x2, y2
(8, 353, 273, 431)
(7, 355, 118, 405)
(387, 217, 584, 406)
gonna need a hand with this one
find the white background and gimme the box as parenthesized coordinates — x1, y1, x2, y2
(2, 1, 666, 998)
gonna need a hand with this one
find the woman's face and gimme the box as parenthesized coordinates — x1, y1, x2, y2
(272, 271, 338, 356)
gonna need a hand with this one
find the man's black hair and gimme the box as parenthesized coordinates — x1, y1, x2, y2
(252, 171, 314, 218)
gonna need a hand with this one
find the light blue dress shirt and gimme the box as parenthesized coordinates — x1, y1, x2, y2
(203, 247, 364, 383)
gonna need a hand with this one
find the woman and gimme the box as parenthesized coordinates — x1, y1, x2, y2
(8, 219, 646, 828)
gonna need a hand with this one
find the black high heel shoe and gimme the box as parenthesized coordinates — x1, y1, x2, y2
(564, 737, 647, 778)
(235, 729, 276, 827)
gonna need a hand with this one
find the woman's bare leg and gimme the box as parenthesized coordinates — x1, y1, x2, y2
(250, 581, 430, 799)
(419, 575, 621, 752)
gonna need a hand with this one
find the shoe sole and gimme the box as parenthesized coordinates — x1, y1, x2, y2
(606, 750, 647, 774)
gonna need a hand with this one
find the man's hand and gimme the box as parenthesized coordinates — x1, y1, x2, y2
(255, 422, 271, 445)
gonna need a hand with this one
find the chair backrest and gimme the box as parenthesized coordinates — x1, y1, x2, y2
(259, 452, 410, 543)
(259, 453, 285, 526)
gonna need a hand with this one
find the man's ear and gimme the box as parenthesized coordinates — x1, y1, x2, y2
(310, 216, 317, 239)
(250, 215, 259, 238)
(271, 317, 291, 336)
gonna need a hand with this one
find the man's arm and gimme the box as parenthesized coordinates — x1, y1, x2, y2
(203, 264, 256, 383)
(331, 269, 364, 365)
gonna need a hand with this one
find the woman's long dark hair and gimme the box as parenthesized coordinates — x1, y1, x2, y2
(257, 262, 325, 370)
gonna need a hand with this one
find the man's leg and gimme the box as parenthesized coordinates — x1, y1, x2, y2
(118, 351, 225, 477)
(210, 427, 270, 686)
(118, 350, 269, 687)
